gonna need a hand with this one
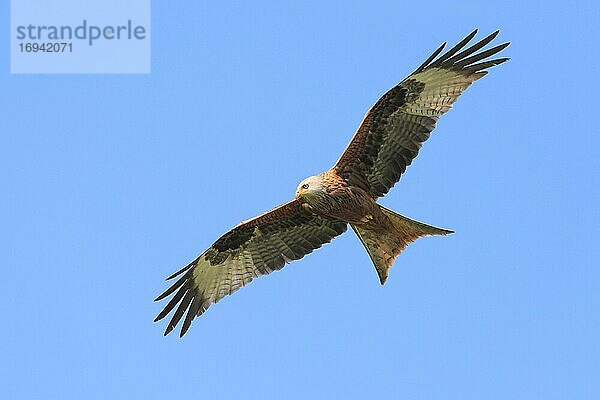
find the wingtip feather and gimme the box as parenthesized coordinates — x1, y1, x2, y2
(165, 259, 196, 281)
(415, 29, 509, 76)
(413, 41, 447, 73)
(430, 29, 479, 67)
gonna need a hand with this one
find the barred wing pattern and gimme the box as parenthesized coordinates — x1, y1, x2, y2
(154, 199, 347, 337)
(334, 30, 509, 198)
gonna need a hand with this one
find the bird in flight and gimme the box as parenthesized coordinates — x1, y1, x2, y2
(155, 29, 509, 337)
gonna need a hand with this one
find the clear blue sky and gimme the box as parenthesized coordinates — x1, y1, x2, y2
(2, 1, 599, 399)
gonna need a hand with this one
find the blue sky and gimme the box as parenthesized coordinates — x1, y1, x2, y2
(2, 1, 599, 399)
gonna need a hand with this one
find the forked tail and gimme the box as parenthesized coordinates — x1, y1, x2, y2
(351, 205, 453, 285)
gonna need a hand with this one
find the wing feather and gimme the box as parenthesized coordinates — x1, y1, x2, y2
(334, 30, 509, 198)
(154, 199, 347, 337)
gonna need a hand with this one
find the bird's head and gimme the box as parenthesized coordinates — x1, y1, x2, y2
(295, 175, 325, 199)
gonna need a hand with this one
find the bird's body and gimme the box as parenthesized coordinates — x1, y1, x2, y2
(155, 30, 510, 337)
(296, 171, 375, 224)
(296, 170, 452, 285)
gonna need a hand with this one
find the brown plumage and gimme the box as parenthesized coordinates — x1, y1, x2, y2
(155, 30, 509, 337)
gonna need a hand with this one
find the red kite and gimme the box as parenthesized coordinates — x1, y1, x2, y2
(155, 30, 509, 337)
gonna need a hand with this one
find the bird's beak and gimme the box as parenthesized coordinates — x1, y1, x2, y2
(295, 190, 301, 198)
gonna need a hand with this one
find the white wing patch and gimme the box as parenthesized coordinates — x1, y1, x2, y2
(404, 68, 483, 117)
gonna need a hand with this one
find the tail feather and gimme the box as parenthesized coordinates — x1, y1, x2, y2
(351, 206, 452, 285)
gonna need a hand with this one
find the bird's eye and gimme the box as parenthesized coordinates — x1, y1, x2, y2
(301, 183, 309, 190)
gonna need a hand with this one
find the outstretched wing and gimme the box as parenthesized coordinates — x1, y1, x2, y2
(334, 30, 509, 198)
(154, 199, 347, 337)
